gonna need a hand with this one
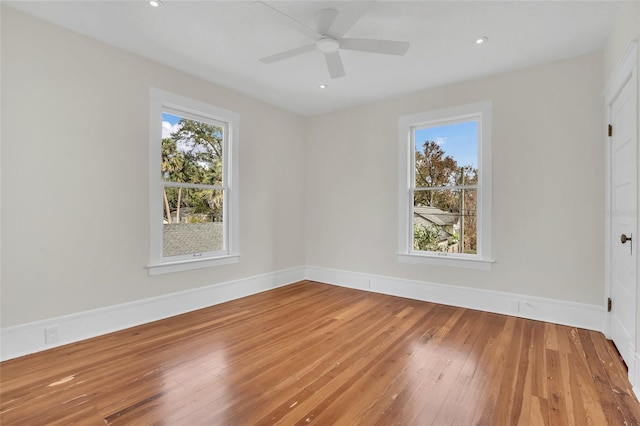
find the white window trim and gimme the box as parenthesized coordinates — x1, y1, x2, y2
(397, 101, 494, 270)
(148, 88, 240, 275)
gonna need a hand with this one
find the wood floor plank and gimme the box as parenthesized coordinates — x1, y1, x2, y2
(272, 302, 443, 425)
(472, 315, 516, 424)
(2, 281, 639, 425)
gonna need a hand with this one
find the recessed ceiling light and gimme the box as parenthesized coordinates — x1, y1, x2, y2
(319, 84, 327, 89)
(149, 0, 163, 7)
(475, 36, 488, 44)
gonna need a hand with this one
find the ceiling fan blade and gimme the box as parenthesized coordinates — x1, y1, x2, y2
(340, 38, 410, 56)
(324, 51, 346, 79)
(315, 8, 339, 35)
(326, 1, 372, 38)
(254, 1, 322, 41)
(260, 44, 316, 64)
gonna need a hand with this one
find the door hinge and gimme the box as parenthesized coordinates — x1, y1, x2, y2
(608, 124, 613, 137)
(608, 297, 612, 312)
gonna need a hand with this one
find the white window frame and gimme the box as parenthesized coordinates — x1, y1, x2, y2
(397, 101, 493, 270)
(148, 88, 239, 275)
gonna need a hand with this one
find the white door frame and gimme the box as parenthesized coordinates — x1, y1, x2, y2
(604, 39, 638, 389)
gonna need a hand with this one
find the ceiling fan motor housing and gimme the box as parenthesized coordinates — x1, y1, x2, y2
(316, 37, 340, 53)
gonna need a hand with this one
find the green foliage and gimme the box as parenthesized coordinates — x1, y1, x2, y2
(186, 215, 208, 223)
(413, 224, 445, 252)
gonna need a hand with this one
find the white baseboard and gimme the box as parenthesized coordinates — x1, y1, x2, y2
(0, 266, 305, 361)
(305, 266, 606, 332)
(0, 265, 607, 362)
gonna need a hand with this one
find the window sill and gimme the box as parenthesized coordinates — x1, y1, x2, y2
(397, 253, 494, 270)
(148, 254, 240, 276)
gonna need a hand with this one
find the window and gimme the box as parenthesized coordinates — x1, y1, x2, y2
(148, 89, 239, 275)
(398, 101, 493, 269)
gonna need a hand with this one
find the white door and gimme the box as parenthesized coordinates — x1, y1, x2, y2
(608, 61, 637, 371)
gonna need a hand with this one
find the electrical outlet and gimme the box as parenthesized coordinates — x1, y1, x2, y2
(45, 326, 59, 344)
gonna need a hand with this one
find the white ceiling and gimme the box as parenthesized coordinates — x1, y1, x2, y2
(6, 1, 621, 116)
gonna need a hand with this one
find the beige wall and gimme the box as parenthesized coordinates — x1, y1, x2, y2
(604, 2, 640, 82)
(305, 52, 605, 305)
(1, 7, 306, 327)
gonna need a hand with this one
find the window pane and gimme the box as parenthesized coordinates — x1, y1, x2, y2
(413, 189, 476, 254)
(162, 187, 224, 257)
(414, 121, 478, 188)
(161, 112, 223, 186)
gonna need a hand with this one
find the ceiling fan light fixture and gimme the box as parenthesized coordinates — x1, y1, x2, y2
(149, 0, 162, 7)
(316, 38, 340, 53)
(319, 84, 328, 89)
(475, 36, 488, 44)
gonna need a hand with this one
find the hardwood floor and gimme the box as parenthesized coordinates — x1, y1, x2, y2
(2, 281, 640, 425)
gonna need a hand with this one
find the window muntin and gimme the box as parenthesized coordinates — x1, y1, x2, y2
(149, 89, 239, 275)
(398, 101, 492, 269)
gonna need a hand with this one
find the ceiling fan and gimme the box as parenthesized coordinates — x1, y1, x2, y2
(256, 1, 410, 79)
